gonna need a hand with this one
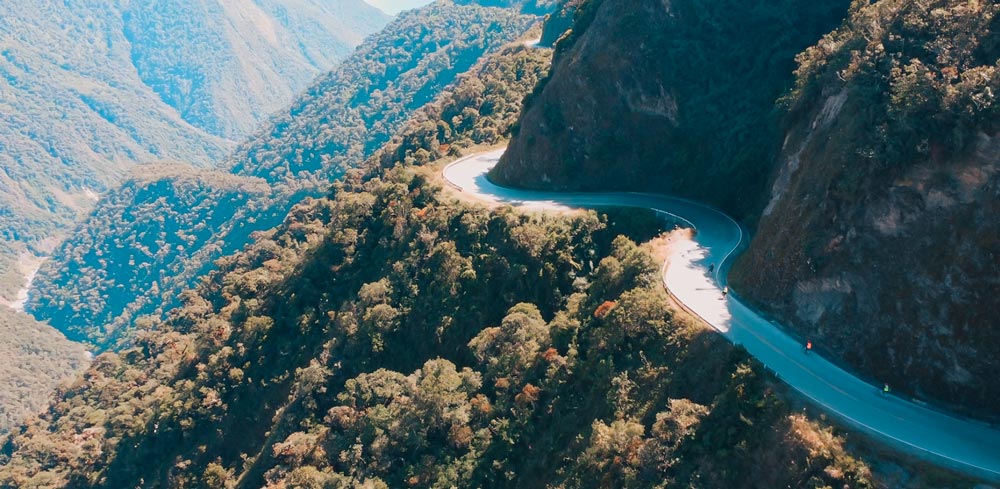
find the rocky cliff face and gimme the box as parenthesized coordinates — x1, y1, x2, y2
(491, 0, 850, 217)
(731, 0, 1000, 418)
(494, 0, 1000, 418)
(537, 0, 581, 46)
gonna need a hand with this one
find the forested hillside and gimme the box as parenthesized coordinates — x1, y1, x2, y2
(28, 2, 538, 349)
(0, 309, 89, 434)
(28, 166, 271, 345)
(2, 5, 988, 485)
(0, 0, 387, 300)
(229, 1, 534, 185)
(0, 46, 885, 486)
(121, 0, 389, 140)
(731, 0, 1000, 418)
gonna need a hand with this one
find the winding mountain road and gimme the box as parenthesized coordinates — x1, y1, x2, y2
(443, 148, 1000, 481)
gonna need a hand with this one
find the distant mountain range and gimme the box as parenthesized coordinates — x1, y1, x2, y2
(26, 2, 535, 349)
(0, 0, 389, 300)
(364, 0, 434, 14)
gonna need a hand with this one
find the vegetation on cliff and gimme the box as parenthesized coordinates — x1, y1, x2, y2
(491, 0, 851, 219)
(732, 0, 1000, 418)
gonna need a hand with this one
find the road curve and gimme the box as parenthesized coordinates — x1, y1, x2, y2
(443, 148, 1000, 481)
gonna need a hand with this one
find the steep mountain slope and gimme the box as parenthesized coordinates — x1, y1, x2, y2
(122, 0, 388, 140)
(364, 0, 434, 14)
(490, 0, 1000, 420)
(0, 309, 89, 433)
(489, 0, 850, 218)
(371, 40, 554, 166)
(730, 0, 1000, 418)
(0, 51, 886, 487)
(30, 166, 272, 344)
(27, 2, 537, 348)
(0, 0, 388, 300)
(228, 2, 533, 184)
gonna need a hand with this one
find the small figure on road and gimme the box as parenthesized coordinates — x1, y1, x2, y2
(804, 340, 813, 354)
(882, 383, 890, 396)
(707, 263, 715, 273)
(721, 286, 729, 298)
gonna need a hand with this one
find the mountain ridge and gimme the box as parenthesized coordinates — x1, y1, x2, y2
(0, 0, 389, 300)
(27, 1, 538, 348)
(0, 2, 992, 485)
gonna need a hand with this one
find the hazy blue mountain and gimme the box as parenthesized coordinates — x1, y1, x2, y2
(0, 0, 388, 300)
(364, 0, 434, 14)
(0, 0, 387, 438)
(27, 1, 536, 348)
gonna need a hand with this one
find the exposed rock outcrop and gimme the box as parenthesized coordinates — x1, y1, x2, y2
(492, 0, 850, 218)
(732, 0, 1000, 417)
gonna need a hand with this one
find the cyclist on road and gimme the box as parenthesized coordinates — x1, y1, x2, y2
(804, 340, 813, 354)
(882, 383, 890, 396)
(722, 286, 729, 298)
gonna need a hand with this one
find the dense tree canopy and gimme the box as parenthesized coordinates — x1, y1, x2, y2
(1, 2, 985, 487)
(0, 158, 878, 487)
(0, 309, 88, 433)
(28, 1, 537, 349)
(0, 0, 388, 300)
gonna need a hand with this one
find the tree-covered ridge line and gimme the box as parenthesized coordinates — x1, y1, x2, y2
(228, 1, 538, 185)
(26, 167, 272, 345)
(27, 1, 538, 349)
(0, 13, 971, 483)
(0, 0, 388, 301)
(0, 308, 89, 434)
(0, 140, 880, 489)
(114, 163, 272, 191)
(370, 38, 553, 168)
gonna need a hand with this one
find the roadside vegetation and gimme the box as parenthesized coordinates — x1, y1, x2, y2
(3, 33, 883, 486)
